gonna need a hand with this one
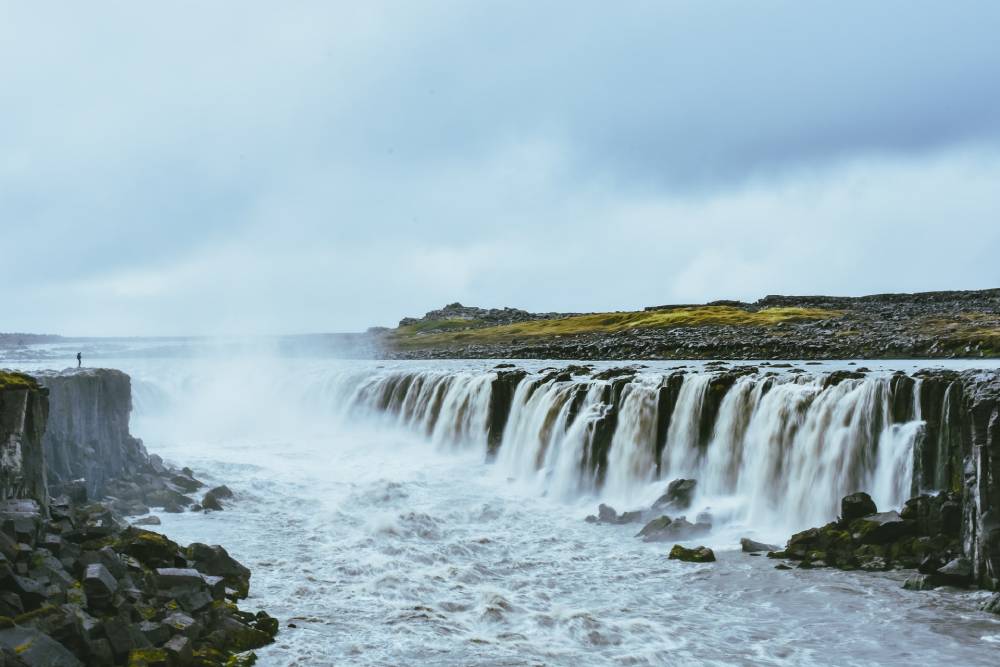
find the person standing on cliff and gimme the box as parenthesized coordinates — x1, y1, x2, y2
(77, 352, 82, 367)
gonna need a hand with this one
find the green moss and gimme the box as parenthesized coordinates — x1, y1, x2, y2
(128, 648, 169, 666)
(396, 318, 484, 335)
(13, 605, 61, 625)
(0, 371, 38, 391)
(389, 306, 842, 348)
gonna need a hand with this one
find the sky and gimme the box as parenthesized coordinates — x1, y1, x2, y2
(2, 1, 1000, 336)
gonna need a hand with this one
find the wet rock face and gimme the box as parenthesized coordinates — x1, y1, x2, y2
(33, 369, 147, 500)
(0, 373, 49, 510)
(961, 369, 1000, 590)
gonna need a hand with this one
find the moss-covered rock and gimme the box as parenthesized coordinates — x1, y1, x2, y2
(668, 545, 716, 563)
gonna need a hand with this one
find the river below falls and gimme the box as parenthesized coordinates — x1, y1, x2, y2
(9, 352, 1000, 665)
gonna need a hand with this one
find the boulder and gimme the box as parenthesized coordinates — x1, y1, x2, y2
(82, 563, 118, 610)
(981, 593, 1000, 615)
(185, 544, 251, 599)
(0, 627, 82, 667)
(935, 557, 972, 586)
(132, 516, 161, 527)
(207, 485, 233, 500)
(653, 479, 697, 511)
(841, 492, 877, 521)
(636, 516, 673, 542)
(740, 537, 779, 553)
(852, 511, 911, 545)
(903, 573, 941, 590)
(597, 504, 617, 523)
(201, 492, 223, 512)
(668, 545, 716, 563)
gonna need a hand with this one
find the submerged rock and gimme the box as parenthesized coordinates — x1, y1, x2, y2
(668, 545, 716, 563)
(587, 504, 644, 525)
(636, 516, 673, 542)
(740, 537, 780, 553)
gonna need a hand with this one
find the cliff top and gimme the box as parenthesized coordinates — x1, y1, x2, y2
(0, 370, 40, 390)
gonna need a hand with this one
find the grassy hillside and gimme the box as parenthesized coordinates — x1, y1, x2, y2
(389, 305, 841, 348)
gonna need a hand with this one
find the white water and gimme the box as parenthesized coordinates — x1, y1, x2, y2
(8, 352, 1000, 665)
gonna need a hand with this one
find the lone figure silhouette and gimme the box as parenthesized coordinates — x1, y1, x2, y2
(77, 352, 82, 368)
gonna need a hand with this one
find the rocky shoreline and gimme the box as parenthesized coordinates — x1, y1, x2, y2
(375, 289, 1000, 360)
(0, 369, 275, 666)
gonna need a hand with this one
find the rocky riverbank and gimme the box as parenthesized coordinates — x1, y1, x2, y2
(0, 370, 275, 665)
(374, 289, 1000, 360)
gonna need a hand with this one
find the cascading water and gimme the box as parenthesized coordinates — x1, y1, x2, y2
(329, 366, 938, 534)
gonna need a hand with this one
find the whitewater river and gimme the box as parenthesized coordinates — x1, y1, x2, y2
(9, 348, 1000, 666)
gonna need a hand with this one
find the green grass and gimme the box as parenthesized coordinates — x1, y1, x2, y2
(0, 371, 38, 390)
(389, 306, 841, 348)
(921, 312, 1000, 354)
(396, 318, 485, 335)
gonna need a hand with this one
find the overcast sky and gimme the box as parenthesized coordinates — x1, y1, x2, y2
(3, 1, 1000, 336)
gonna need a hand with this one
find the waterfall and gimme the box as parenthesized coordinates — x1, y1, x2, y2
(603, 378, 661, 504)
(132, 362, 932, 533)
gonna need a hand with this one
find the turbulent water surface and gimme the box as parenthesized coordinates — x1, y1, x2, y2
(10, 349, 1000, 666)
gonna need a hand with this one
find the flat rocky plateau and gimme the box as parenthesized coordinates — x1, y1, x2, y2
(373, 289, 1000, 360)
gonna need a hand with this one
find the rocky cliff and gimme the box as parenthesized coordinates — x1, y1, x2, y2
(0, 372, 49, 511)
(962, 370, 1000, 589)
(32, 369, 148, 500)
(0, 368, 277, 665)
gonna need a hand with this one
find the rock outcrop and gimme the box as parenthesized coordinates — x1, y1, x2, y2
(33, 370, 148, 501)
(0, 368, 275, 665)
(0, 373, 49, 511)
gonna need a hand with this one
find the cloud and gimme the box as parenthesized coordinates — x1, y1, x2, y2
(1, 2, 999, 335)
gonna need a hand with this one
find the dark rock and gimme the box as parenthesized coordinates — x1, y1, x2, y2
(917, 555, 945, 575)
(903, 573, 942, 590)
(0, 626, 82, 667)
(201, 491, 223, 512)
(668, 545, 716, 563)
(132, 516, 161, 526)
(162, 635, 193, 664)
(597, 504, 617, 523)
(740, 537, 780, 553)
(162, 611, 202, 639)
(636, 516, 673, 542)
(653, 479, 697, 511)
(207, 485, 233, 500)
(852, 511, 911, 545)
(154, 567, 205, 589)
(841, 492, 877, 521)
(981, 593, 1000, 614)
(936, 557, 972, 586)
(82, 563, 117, 610)
(185, 544, 251, 599)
